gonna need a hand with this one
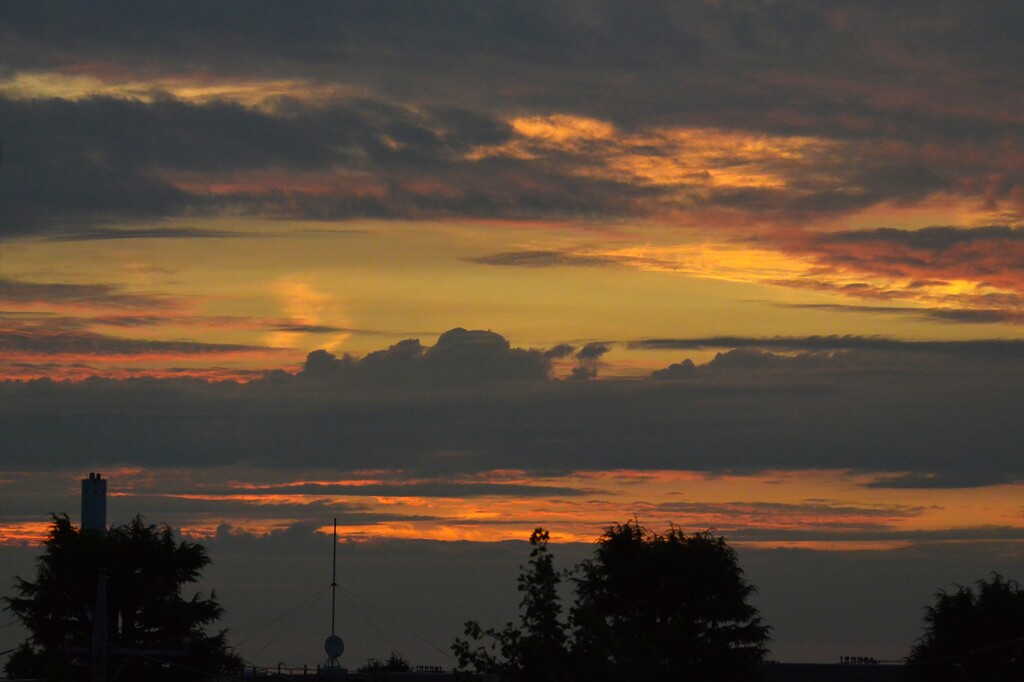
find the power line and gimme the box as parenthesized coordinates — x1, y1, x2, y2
(336, 584, 454, 661)
(344, 592, 404, 663)
(233, 584, 330, 649)
(245, 584, 330, 665)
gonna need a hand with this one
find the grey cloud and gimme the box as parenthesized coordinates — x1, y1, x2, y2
(703, 348, 849, 372)
(542, 344, 576, 360)
(774, 303, 1019, 325)
(728, 525, 1024, 544)
(824, 225, 1024, 251)
(926, 309, 1019, 324)
(0, 277, 178, 310)
(210, 481, 596, 498)
(1, 4, 1019, 233)
(109, 494, 441, 527)
(4, 2, 1022, 139)
(0, 328, 278, 357)
(644, 498, 927, 525)
(651, 358, 696, 380)
(575, 342, 611, 361)
(43, 226, 247, 241)
(2, 330, 1024, 486)
(269, 324, 353, 334)
(863, 472, 1024, 490)
(468, 250, 625, 268)
(631, 335, 1024, 359)
(299, 328, 552, 387)
(569, 341, 612, 380)
(0, 92, 654, 233)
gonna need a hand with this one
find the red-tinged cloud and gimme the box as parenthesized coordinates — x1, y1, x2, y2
(752, 225, 1024, 319)
(790, 226, 1024, 289)
(473, 225, 1024, 323)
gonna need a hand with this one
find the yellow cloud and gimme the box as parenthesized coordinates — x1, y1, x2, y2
(269, 278, 351, 351)
(470, 113, 837, 194)
(0, 71, 360, 106)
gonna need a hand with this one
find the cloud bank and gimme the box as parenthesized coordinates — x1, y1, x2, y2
(1, 328, 1021, 488)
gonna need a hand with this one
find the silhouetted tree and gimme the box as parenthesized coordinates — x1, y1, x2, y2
(453, 528, 568, 680)
(907, 573, 1024, 681)
(570, 521, 769, 681)
(3, 514, 240, 681)
(453, 523, 768, 682)
(358, 650, 411, 674)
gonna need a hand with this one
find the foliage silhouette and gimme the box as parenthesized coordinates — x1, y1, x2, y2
(453, 528, 568, 680)
(453, 521, 769, 681)
(907, 573, 1024, 681)
(3, 514, 240, 681)
(570, 522, 769, 681)
(358, 650, 411, 673)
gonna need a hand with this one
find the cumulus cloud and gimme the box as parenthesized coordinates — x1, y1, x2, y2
(569, 341, 611, 380)
(299, 328, 555, 387)
(0, 330, 1022, 486)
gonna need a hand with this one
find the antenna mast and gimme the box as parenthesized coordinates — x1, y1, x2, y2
(323, 518, 344, 669)
(331, 517, 337, 635)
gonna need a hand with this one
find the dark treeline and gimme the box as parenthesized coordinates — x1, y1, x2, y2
(5, 518, 1024, 681)
(452, 522, 1024, 682)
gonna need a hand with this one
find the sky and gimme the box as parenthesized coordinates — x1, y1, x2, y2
(1, 0, 1024, 669)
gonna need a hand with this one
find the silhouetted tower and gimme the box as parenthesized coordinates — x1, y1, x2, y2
(81, 472, 107, 533)
(323, 518, 346, 675)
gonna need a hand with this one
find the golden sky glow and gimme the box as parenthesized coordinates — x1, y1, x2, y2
(4, 5, 1024, 667)
(3, 468, 1021, 553)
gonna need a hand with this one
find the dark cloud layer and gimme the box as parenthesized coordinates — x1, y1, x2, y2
(221, 481, 594, 499)
(0, 277, 176, 310)
(2, 329, 1022, 487)
(0, 328, 276, 357)
(468, 251, 626, 268)
(0, 92, 662, 233)
(2, 3, 1022, 232)
(632, 335, 1024, 360)
(773, 303, 1021, 326)
(4, 1, 1022, 135)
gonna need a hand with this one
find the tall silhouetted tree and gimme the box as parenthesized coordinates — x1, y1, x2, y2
(453, 528, 568, 680)
(570, 521, 769, 681)
(3, 514, 240, 681)
(907, 573, 1024, 681)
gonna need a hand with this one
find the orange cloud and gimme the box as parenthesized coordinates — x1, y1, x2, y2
(7, 468, 1017, 550)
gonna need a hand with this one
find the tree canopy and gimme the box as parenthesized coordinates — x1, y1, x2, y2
(907, 573, 1024, 681)
(453, 521, 770, 682)
(452, 528, 567, 680)
(3, 514, 240, 681)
